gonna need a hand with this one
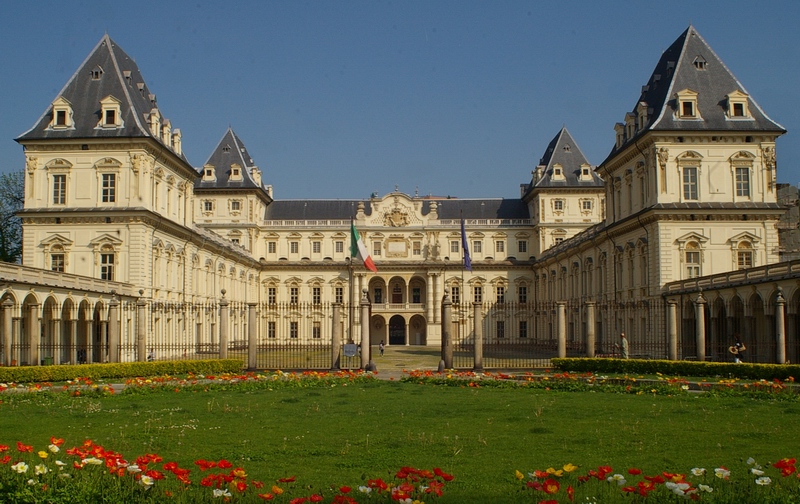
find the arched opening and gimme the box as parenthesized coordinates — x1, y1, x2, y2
(408, 315, 427, 345)
(388, 315, 406, 345)
(369, 315, 386, 345)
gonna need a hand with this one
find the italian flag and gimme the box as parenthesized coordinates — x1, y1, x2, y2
(350, 222, 377, 272)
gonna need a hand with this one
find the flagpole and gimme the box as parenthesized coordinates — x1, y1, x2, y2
(348, 217, 354, 344)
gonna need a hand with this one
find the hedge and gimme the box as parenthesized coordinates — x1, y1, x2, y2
(551, 357, 800, 380)
(0, 359, 245, 384)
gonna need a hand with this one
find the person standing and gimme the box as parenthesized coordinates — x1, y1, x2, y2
(732, 335, 746, 363)
(615, 332, 629, 359)
(379, 340, 385, 357)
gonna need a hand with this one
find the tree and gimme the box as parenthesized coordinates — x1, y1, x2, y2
(0, 170, 24, 263)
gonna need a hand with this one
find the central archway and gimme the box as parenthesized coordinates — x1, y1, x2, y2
(389, 315, 405, 345)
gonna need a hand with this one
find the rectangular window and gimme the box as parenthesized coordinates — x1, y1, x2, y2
(312, 321, 321, 339)
(412, 241, 421, 256)
(412, 287, 421, 304)
(335, 286, 344, 304)
(290, 241, 299, 254)
(451, 286, 460, 304)
(473, 286, 483, 303)
(56, 110, 67, 126)
(268, 241, 276, 254)
(519, 320, 528, 338)
(682, 101, 694, 117)
(738, 251, 753, 270)
(554, 200, 564, 211)
(733, 103, 745, 117)
(736, 167, 750, 197)
(289, 321, 298, 339)
(373, 288, 382, 304)
(51, 254, 65, 272)
(335, 241, 344, 254)
(267, 287, 277, 304)
(100, 253, 114, 280)
(373, 241, 382, 256)
(102, 174, 116, 203)
(554, 237, 564, 245)
(495, 241, 505, 253)
(53, 174, 66, 205)
(496, 286, 505, 303)
(312, 287, 321, 304)
(312, 241, 321, 254)
(267, 321, 276, 339)
(473, 241, 482, 253)
(686, 251, 701, 278)
(496, 320, 505, 339)
(683, 167, 698, 200)
(105, 109, 116, 125)
(518, 285, 527, 303)
(517, 240, 527, 253)
(582, 200, 593, 211)
(290, 287, 299, 304)
(230, 200, 240, 211)
(450, 241, 459, 253)
(204, 201, 213, 212)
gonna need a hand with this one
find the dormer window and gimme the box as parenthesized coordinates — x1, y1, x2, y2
(229, 163, 243, 181)
(90, 65, 103, 80)
(202, 164, 217, 182)
(97, 95, 123, 129)
(551, 164, 565, 181)
(579, 164, 593, 181)
(49, 97, 74, 130)
(675, 89, 701, 120)
(726, 91, 751, 119)
(692, 56, 707, 70)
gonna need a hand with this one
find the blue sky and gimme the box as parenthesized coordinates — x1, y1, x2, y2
(2, 1, 799, 199)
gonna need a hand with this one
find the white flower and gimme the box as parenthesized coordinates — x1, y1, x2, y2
(755, 476, 772, 486)
(27, 478, 36, 486)
(751, 468, 764, 476)
(55, 460, 66, 469)
(34, 464, 48, 475)
(714, 467, 730, 479)
(11, 462, 28, 473)
(213, 488, 232, 498)
(698, 484, 713, 493)
(139, 475, 154, 489)
(48, 444, 60, 454)
(82, 457, 103, 465)
(681, 385, 689, 390)
(127, 464, 142, 473)
(358, 486, 372, 494)
(607, 474, 627, 485)
(691, 467, 706, 476)
(746, 457, 756, 465)
(59, 473, 72, 479)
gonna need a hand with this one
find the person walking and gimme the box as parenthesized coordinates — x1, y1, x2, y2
(731, 335, 746, 363)
(615, 332, 629, 359)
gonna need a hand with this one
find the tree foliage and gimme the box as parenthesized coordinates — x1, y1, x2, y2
(0, 170, 24, 263)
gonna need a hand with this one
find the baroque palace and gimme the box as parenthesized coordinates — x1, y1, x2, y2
(6, 26, 794, 366)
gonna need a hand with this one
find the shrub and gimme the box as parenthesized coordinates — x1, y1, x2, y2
(551, 357, 800, 380)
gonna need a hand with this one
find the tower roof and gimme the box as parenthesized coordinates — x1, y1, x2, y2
(607, 26, 785, 159)
(195, 127, 272, 201)
(522, 127, 603, 198)
(17, 35, 190, 164)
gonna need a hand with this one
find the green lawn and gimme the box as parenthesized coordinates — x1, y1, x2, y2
(1, 379, 799, 502)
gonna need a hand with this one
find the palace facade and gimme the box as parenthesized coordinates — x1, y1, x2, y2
(12, 26, 787, 356)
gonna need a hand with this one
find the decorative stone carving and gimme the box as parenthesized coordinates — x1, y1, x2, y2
(384, 207, 410, 227)
(26, 155, 38, 176)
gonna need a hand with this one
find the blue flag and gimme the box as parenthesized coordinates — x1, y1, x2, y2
(461, 216, 472, 271)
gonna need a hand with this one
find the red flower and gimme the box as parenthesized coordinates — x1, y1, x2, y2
(527, 480, 543, 491)
(537, 500, 558, 504)
(433, 467, 454, 481)
(144, 469, 165, 480)
(543, 478, 560, 494)
(163, 461, 179, 472)
(367, 478, 389, 491)
(597, 465, 613, 479)
(235, 480, 247, 492)
(252, 480, 265, 489)
(0, 455, 11, 464)
(309, 495, 323, 502)
(258, 494, 274, 500)
(338, 486, 351, 493)
(50, 437, 65, 446)
(567, 485, 574, 502)
(16, 442, 33, 453)
(644, 475, 665, 484)
(278, 475, 296, 483)
(289, 498, 308, 504)
(427, 480, 444, 497)
(195, 459, 217, 471)
(217, 459, 232, 469)
(0, 445, 8, 453)
(628, 468, 642, 475)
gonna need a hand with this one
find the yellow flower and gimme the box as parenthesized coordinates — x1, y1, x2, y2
(563, 463, 578, 473)
(546, 467, 564, 477)
(37, 451, 48, 459)
(515, 470, 524, 480)
(272, 486, 284, 495)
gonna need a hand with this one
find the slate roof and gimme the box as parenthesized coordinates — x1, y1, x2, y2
(195, 128, 266, 192)
(522, 127, 603, 195)
(606, 26, 785, 162)
(16, 35, 190, 165)
(263, 198, 530, 221)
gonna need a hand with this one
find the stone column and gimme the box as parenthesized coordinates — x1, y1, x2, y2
(360, 289, 371, 370)
(70, 319, 78, 364)
(585, 301, 596, 358)
(137, 291, 147, 362)
(108, 295, 120, 363)
(695, 292, 706, 361)
(426, 273, 435, 327)
(556, 301, 566, 358)
(473, 301, 483, 371)
(441, 288, 453, 369)
(99, 320, 108, 363)
(331, 302, 341, 370)
(2, 299, 12, 367)
(775, 288, 787, 364)
(85, 319, 94, 364)
(52, 319, 62, 365)
(668, 300, 678, 361)
(404, 322, 409, 346)
(247, 303, 257, 370)
(219, 290, 229, 359)
(29, 303, 40, 366)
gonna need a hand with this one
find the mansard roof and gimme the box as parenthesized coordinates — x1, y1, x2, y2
(16, 35, 190, 163)
(607, 26, 785, 160)
(521, 127, 603, 199)
(263, 198, 529, 221)
(195, 128, 272, 202)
